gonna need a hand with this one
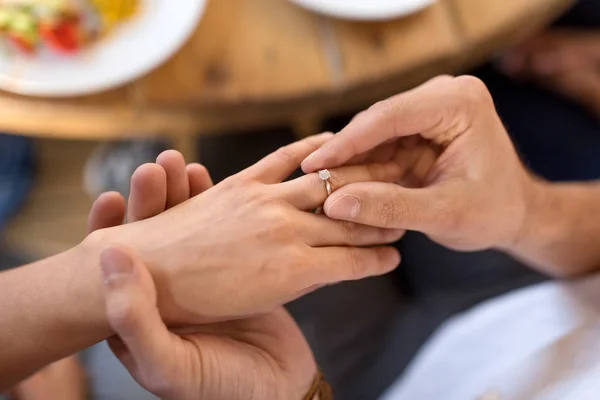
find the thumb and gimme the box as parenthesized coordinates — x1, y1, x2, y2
(100, 246, 176, 374)
(324, 182, 440, 232)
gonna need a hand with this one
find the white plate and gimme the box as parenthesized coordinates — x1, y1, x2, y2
(0, 0, 207, 97)
(289, 0, 436, 20)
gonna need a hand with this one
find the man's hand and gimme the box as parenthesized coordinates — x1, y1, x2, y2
(101, 246, 317, 400)
(92, 152, 317, 400)
(83, 133, 405, 325)
(502, 29, 600, 116)
(301, 76, 537, 252)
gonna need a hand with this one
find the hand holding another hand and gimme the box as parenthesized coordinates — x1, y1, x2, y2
(90, 153, 320, 400)
(302, 76, 538, 252)
(84, 133, 405, 325)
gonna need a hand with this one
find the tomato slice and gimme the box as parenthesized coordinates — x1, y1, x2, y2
(7, 33, 34, 54)
(40, 20, 81, 55)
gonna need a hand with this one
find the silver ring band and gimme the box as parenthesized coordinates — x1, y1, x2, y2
(325, 180, 332, 196)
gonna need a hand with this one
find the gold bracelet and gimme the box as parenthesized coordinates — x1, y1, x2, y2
(303, 370, 333, 400)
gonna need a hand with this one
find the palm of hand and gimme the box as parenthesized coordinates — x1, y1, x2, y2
(108, 300, 316, 400)
(110, 306, 315, 400)
(177, 309, 315, 400)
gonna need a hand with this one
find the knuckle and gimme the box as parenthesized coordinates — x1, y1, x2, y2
(278, 245, 310, 284)
(376, 198, 402, 228)
(306, 132, 332, 146)
(287, 245, 309, 269)
(427, 74, 455, 87)
(220, 174, 243, 189)
(347, 247, 367, 278)
(264, 207, 293, 237)
(264, 206, 287, 224)
(275, 144, 299, 166)
(351, 110, 369, 123)
(317, 131, 335, 140)
(340, 221, 359, 243)
(369, 98, 398, 118)
(455, 75, 492, 104)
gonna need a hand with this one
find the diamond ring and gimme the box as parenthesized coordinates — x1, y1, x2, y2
(318, 169, 332, 196)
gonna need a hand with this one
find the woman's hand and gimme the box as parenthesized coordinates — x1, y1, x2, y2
(9, 357, 86, 400)
(502, 29, 600, 116)
(91, 152, 317, 400)
(7, 153, 216, 400)
(84, 133, 405, 325)
(301, 76, 536, 253)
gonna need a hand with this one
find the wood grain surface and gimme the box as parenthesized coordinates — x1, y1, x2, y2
(0, 0, 573, 139)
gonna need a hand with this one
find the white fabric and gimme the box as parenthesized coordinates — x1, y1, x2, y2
(381, 274, 600, 400)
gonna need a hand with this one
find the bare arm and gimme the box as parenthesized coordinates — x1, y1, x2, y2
(508, 179, 600, 278)
(0, 244, 108, 389)
(0, 139, 401, 391)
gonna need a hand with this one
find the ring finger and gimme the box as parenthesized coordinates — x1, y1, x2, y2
(278, 162, 404, 211)
(299, 213, 406, 247)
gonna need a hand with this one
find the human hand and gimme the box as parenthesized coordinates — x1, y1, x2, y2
(91, 152, 318, 400)
(501, 29, 600, 115)
(301, 76, 538, 252)
(101, 246, 318, 400)
(7, 153, 215, 400)
(9, 357, 86, 400)
(85, 134, 405, 325)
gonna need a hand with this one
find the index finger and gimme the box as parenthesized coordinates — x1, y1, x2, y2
(301, 75, 491, 172)
(242, 132, 333, 183)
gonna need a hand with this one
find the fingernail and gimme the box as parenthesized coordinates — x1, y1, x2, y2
(301, 151, 319, 171)
(100, 247, 133, 286)
(326, 195, 361, 220)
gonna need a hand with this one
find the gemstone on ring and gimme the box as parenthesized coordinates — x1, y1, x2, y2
(318, 169, 331, 180)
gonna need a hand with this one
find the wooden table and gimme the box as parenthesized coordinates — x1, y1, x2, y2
(2, 0, 573, 257)
(0, 0, 573, 145)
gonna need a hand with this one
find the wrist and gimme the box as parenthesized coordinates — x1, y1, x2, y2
(0, 245, 111, 387)
(298, 369, 318, 400)
(82, 224, 184, 325)
(508, 176, 551, 253)
(70, 236, 113, 339)
(300, 369, 332, 400)
(504, 177, 583, 275)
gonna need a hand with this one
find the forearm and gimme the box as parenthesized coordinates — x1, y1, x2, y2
(0, 244, 109, 390)
(508, 179, 600, 278)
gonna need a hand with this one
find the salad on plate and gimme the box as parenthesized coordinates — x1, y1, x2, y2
(0, 0, 139, 55)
